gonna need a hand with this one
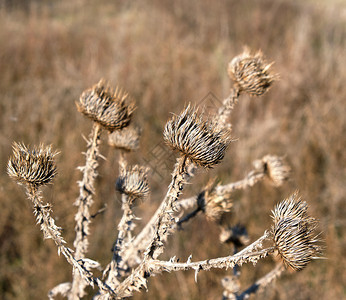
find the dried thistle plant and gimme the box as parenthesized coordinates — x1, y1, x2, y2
(7, 50, 324, 300)
(253, 154, 291, 187)
(77, 79, 135, 132)
(164, 105, 232, 168)
(271, 192, 323, 271)
(196, 179, 233, 222)
(7, 142, 58, 188)
(228, 49, 277, 96)
(7, 143, 114, 297)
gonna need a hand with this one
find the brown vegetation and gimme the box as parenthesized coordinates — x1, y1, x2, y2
(0, 0, 345, 299)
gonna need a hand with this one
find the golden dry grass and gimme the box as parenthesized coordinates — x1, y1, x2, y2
(0, 0, 345, 299)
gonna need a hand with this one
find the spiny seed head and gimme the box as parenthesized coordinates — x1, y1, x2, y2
(228, 49, 277, 96)
(164, 105, 232, 168)
(254, 155, 291, 187)
(115, 161, 149, 202)
(77, 79, 135, 132)
(8, 142, 58, 188)
(198, 179, 232, 221)
(271, 192, 323, 271)
(108, 126, 141, 152)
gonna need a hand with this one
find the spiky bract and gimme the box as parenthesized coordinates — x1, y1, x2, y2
(228, 50, 276, 96)
(164, 105, 232, 168)
(77, 79, 135, 131)
(8, 142, 57, 187)
(271, 192, 322, 271)
(108, 126, 141, 152)
(116, 163, 149, 201)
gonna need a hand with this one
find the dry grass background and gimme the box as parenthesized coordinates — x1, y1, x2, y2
(0, 0, 345, 299)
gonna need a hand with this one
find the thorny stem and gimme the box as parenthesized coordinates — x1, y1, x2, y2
(112, 156, 190, 298)
(215, 170, 265, 195)
(177, 169, 265, 227)
(237, 263, 285, 300)
(145, 155, 188, 260)
(122, 167, 266, 268)
(26, 186, 115, 297)
(216, 88, 240, 128)
(120, 157, 191, 268)
(175, 170, 265, 214)
(113, 231, 271, 299)
(104, 194, 134, 290)
(222, 263, 285, 300)
(71, 122, 102, 299)
(177, 206, 202, 228)
(147, 231, 273, 276)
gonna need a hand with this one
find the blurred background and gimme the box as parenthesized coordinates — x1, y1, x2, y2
(0, 0, 345, 299)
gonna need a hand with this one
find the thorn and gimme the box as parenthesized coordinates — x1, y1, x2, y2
(98, 153, 107, 161)
(81, 134, 88, 143)
(194, 268, 199, 283)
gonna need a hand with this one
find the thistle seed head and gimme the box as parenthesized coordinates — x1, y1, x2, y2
(271, 192, 323, 271)
(108, 126, 141, 152)
(228, 49, 277, 96)
(198, 179, 232, 221)
(254, 155, 291, 187)
(164, 105, 232, 168)
(77, 79, 135, 132)
(8, 142, 58, 188)
(115, 161, 149, 202)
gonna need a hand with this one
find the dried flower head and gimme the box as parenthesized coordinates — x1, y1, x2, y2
(164, 105, 232, 168)
(115, 161, 149, 202)
(77, 79, 135, 131)
(228, 49, 277, 96)
(108, 126, 141, 152)
(8, 142, 58, 188)
(271, 192, 322, 271)
(197, 179, 232, 221)
(254, 155, 291, 187)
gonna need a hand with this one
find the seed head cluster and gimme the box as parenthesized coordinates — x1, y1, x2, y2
(77, 79, 135, 131)
(228, 50, 276, 96)
(115, 162, 149, 201)
(164, 105, 232, 168)
(271, 192, 322, 271)
(7, 142, 58, 188)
